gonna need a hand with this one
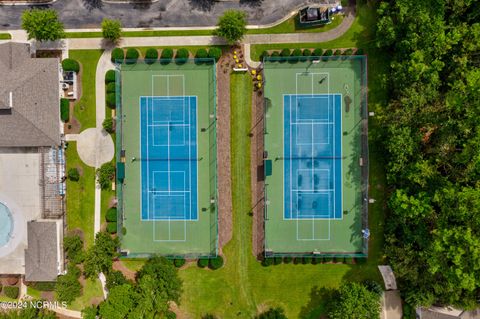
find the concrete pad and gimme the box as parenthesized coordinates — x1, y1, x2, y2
(76, 128, 114, 168)
(381, 290, 403, 319)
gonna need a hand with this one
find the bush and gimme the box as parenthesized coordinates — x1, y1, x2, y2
(105, 70, 116, 83)
(106, 222, 117, 234)
(102, 118, 114, 133)
(343, 48, 353, 55)
(173, 258, 186, 268)
(106, 270, 128, 290)
(208, 47, 222, 61)
(4, 286, 19, 299)
(303, 257, 312, 264)
(334, 49, 342, 55)
(344, 257, 355, 264)
(197, 258, 209, 268)
(273, 257, 282, 265)
(122, 227, 127, 235)
(96, 162, 115, 190)
(312, 258, 319, 265)
(160, 48, 174, 63)
(262, 258, 273, 267)
(30, 282, 56, 291)
(293, 257, 301, 264)
(60, 98, 69, 122)
(209, 256, 224, 270)
(195, 48, 208, 59)
(125, 48, 139, 64)
(106, 82, 116, 93)
(102, 18, 122, 42)
(291, 48, 302, 57)
(363, 280, 383, 296)
(260, 50, 269, 60)
(106, 207, 117, 222)
(55, 264, 81, 304)
(356, 48, 364, 55)
(283, 256, 292, 264)
(62, 58, 80, 73)
(270, 51, 280, 61)
(313, 48, 323, 56)
(280, 48, 291, 57)
(106, 92, 116, 109)
(144, 48, 158, 64)
(111, 48, 124, 63)
(175, 48, 189, 64)
(324, 49, 333, 56)
(303, 49, 312, 56)
(323, 256, 333, 263)
(64, 234, 84, 264)
(68, 168, 80, 181)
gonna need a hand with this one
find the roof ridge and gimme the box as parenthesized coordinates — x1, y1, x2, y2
(11, 108, 58, 146)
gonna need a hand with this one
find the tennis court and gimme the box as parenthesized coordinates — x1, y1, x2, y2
(263, 56, 368, 255)
(117, 60, 218, 256)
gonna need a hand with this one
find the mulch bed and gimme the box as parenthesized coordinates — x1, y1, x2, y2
(112, 260, 136, 281)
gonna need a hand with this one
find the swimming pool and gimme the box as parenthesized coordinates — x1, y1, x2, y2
(0, 202, 13, 247)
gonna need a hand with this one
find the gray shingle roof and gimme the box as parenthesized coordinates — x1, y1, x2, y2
(25, 221, 59, 282)
(0, 42, 60, 147)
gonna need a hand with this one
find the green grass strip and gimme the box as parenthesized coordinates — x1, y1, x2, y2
(0, 33, 11, 40)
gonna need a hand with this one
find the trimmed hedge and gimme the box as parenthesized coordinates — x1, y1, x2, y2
(323, 256, 333, 263)
(106, 207, 117, 222)
(60, 98, 69, 122)
(106, 92, 116, 108)
(208, 47, 222, 61)
(175, 48, 189, 64)
(111, 48, 124, 63)
(260, 50, 269, 60)
(106, 82, 116, 93)
(160, 48, 174, 62)
(106, 222, 117, 234)
(62, 59, 80, 73)
(209, 256, 224, 270)
(293, 257, 301, 265)
(262, 258, 273, 267)
(313, 48, 323, 56)
(334, 49, 342, 55)
(280, 48, 291, 57)
(68, 168, 80, 181)
(291, 48, 302, 57)
(270, 51, 280, 60)
(303, 49, 312, 56)
(125, 48, 139, 64)
(173, 258, 186, 268)
(197, 258, 209, 268)
(105, 70, 116, 83)
(356, 48, 364, 55)
(312, 258, 319, 265)
(324, 49, 333, 56)
(144, 48, 158, 64)
(283, 256, 292, 264)
(4, 286, 19, 299)
(303, 257, 312, 264)
(273, 257, 282, 265)
(343, 48, 354, 55)
(195, 48, 208, 59)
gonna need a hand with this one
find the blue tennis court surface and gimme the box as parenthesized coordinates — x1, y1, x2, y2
(140, 96, 198, 220)
(284, 94, 342, 219)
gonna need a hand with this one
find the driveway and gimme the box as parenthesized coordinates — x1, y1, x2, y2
(0, 0, 326, 30)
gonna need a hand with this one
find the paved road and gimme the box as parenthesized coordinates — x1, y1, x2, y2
(0, 0, 334, 30)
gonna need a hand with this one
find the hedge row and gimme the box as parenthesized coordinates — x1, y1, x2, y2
(107, 222, 117, 234)
(262, 47, 363, 62)
(110, 47, 223, 65)
(262, 256, 356, 266)
(60, 98, 69, 122)
(62, 58, 80, 73)
(197, 256, 224, 270)
(106, 207, 117, 222)
(105, 70, 116, 83)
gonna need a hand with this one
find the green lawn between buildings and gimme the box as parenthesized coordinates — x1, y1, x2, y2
(69, 279, 104, 311)
(65, 13, 344, 39)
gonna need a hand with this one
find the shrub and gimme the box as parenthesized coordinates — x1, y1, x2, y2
(312, 257, 319, 265)
(334, 49, 342, 55)
(160, 48, 174, 63)
(291, 48, 302, 57)
(106, 270, 128, 290)
(105, 70, 116, 83)
(68, 168, 80, 181)
(144, 48, 158, 64)
(106, 222, 117, 234)
(106, 207, 117, 222)
(209, 256, 224, 270)
(208, 47, 222, 61)
(363, 280, 383, 296)
(323, 256, 333, 263)
(102, 18, 122, 42)
(102, 118, 114, 133)
(122, 227, 127, 235)
(106, 92, 116, 108)
(273, 257, 282, 265)
(106, 82, 116, 93)
(280, 48, 291, 57)
(344, 257, 355, 264)
(324, 49, 333, 56)
(256, 307, 287, 319)
(125, 48, 139, 64)
(64, 234, 84, 264)
(111, 48, 124, 63)
(197, 259, 209, 268)
(343, 48, 353, 55)
(270, 51, 280, 61)
(303, 257, 312, 264)
(174, 258, 186, 268)
(55, 264, 81, 304)
(262, 258, 273, 267)
(356, 48, 364, 55)
(260, 50, 269, 60)
(96, 162, 115, 190)
(303, 49, 312, 56)
(175, 48, 189, 64)
(313, 48, 323, 56)
(283, 256, 292, 264)
(195, 48, 208, 59)
(30, 282, 56, 291)
(289, 48, 302, 63)
(62, 59, 80, 73)
(60, 98, 69, 122)
(4, 286, 19, 299)
(293, 257, 301, 264)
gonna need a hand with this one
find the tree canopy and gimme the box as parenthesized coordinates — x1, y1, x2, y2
(21, 9, 65, 41)
(327, 282, 381, 319)
(214, 10, 247, 44)
(376, 0, 480, 309)
(83, 232, 119, 279)
(101, 18, 122, 42)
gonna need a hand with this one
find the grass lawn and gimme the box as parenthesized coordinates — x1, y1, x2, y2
(69, 278, 103, 311)
(178, 68, 385, 317)
(26, 287, 42, 299)
(250, 3, 376, 61)
(66, 141, 96, 247)
(65, 14, 344, 39)
(69, 50, 103, 131)
(0, 33, 11, 40)
(120, 259, 146, 272)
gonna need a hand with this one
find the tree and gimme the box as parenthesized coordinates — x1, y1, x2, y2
(96, 162, 115, 190)
(83, 232, 119, 279)
(55, 264, 82, 304)
(99, 284, 137, 319)
(63, 234, 84, 264)
(256, 307, 287, 319)
(81, 306, 98, 319)
(67, 167, 79, 181)
(327, 282, 381, 319)
(101, 18, 122, 42)
(132, 275, 170, 318)
(106, 270, 129, 290)
(21, 9, 64, 41)
(214, 10, 247, 44)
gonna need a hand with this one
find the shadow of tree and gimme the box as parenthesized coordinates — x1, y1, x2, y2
(131, 0, 153, 10)
(239, 0, 264, 8)
(82, 0, 102, 11)
(188, 0, 216, 12)
(298, 286, 335, 319)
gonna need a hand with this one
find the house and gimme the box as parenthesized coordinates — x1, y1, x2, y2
(0, 42, 64, 281)
(417, 306, 480, 319)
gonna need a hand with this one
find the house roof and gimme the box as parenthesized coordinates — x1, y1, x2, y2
(25, 220, 59, 282)
(419, 307, 480, 319)
(0, 42, 60, 147)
